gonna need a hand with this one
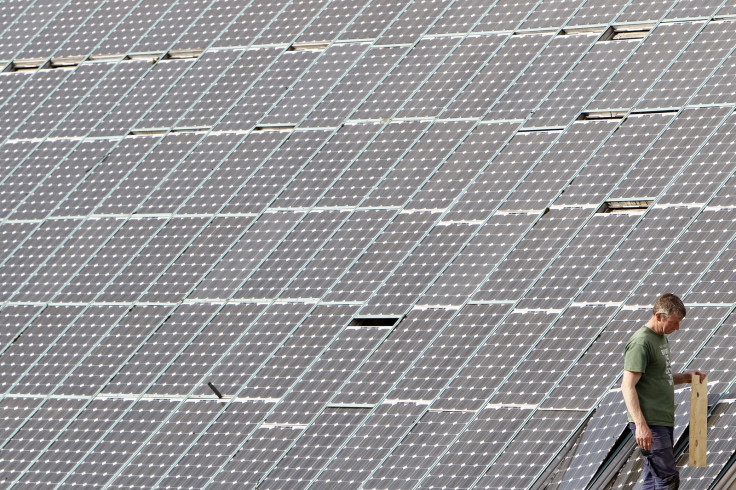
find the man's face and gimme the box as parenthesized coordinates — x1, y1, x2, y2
(655, 312, 682, 335)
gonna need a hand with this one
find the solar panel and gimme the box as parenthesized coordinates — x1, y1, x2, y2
(3, 0, 736, 487)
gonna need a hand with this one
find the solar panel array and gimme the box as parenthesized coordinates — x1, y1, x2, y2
(1, 0, 736, 488)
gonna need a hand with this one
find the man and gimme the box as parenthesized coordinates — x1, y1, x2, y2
(621, 293, 707, 489)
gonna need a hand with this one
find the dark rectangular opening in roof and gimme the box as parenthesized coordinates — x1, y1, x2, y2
(349, 317, 401, 327)
(597, 200, 653, 214)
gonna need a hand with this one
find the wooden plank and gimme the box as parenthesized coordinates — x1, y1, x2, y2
(689, 374, 707, 467)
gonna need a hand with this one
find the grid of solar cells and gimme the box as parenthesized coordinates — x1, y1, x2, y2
(2, 1, 736, 488)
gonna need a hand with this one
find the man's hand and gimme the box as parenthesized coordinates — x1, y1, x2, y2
(673, 369, 708, 385)
(635, 422, 653, 451)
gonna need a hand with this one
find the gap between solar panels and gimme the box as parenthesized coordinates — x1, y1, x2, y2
(596, 200, 653, 214)
(348, 316, 402, 328)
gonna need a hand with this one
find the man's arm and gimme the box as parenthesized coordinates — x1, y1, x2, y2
(673, 369, 707, 385)
(621, 370, 652, 451)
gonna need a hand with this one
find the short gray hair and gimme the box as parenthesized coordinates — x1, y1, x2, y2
(653, 293, 686, 319)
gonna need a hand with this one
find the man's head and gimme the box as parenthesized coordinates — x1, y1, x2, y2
(649, 293, 686, 335)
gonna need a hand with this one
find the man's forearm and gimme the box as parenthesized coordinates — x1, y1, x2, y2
(622, 383, 647, 425)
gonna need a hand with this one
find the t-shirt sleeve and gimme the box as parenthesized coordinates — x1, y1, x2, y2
(624, 339, 648, 373)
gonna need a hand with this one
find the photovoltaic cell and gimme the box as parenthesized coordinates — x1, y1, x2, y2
(432, 310, 559, 412)
(313, 402, 427, 489)
(333, 309, 456, 405)
(97, 216, 209, 302)
(16, 398, 132, 487)
(216, 50, 321, 132)
(399, 35, 506, 119)
(475, 409, 584, 489)
(638, 21, 736, 109)
(633, 209, 736, 300)
(587, 22, 703, 111)
(472, 208, 591, 303)
(420, 407, 529, 489)
(234, 209, 349, 300)
(0, 398, 88, 483)
(178, 130, 286, 215)
(554, 112, 675, 206)
(528, 39, 637, 127)
(0, 0, 68, 60)
(541, 308, 641, 411)
(156, 399, 274, 488)
(188, 211, 303, 300)
(420, 213, 538, 307)
(473, 1, 545, 32)
(141, 216, 256, 304)
(131, 0, 213, 54)
(140, 49, 242, 128)
(271, 123, 383, 209)
(407, 122, 517, 211)
(222, 130, 332, 214)
(376, 0, 454, 45)
(11, 306, 129, 397)
(263, 43, 368, 126)
(9, 139, 116, 219)
(61, 399, 179, 487)
(427, 0, 493, 35)
(0, 218, 78, 302)
(15, 64, 112, 139)
(211, 425, 303, 488)
(49, 218, 164, 303)
(172, 0, 242, 51)
(0, 69, 67, 137)
(0, 305, 82, 393)
(282, 209, 396, 300)
(0, 139, 77, 220)
(352, 37, 458, 121)
(617, 0, 688, 22)
(488, 306, 618, 406)
(687, 311, 736, 396)
(13, 217, 123, 303)
(217, 3, 289, 49)
(17, 1, 105, 60)
(267, 326, 388, 425)
(178, 47, 280, 128)
(444, 33, 553, 119)
(257, 0, 334, 46)
(95, 0, 177, 56)
(55, 0, 139, 58)
(136, 133, 245, 214)
(92, 60, 191, 138)
(363, 120, 475, 208)
(53, 60, 151, 138)
(358, 221, 478, 316)
(306, 46, 408, 126)
(241, 304, 359, 400)
(152, 302, 266, 396)
(485, 33, 595, 122)
(567, 0, 630, 28)
(520, 0, 587, 29)
(363, 410, 476, 489)
(519, 213, 640, 310)
(577, 207, 696, 304)
(499, 120, 615, 211)
(323, 210, 438, 304)
(444, 130, 559, 221)
(387, 303, 511, 404)
(192, 302, 308, 397)
(610, 106, 731, 200)
(557, 391, 628, 490)
(691, 41, 736, 106)
(338, 0, 407, 41)
(296, 0, 366, 43)
(678, 401, 736, 488)
(316, 120, 431, 208)
(102, 303, 220, 395)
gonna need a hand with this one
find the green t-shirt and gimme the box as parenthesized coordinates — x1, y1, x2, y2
(624, 325, 675, 426)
